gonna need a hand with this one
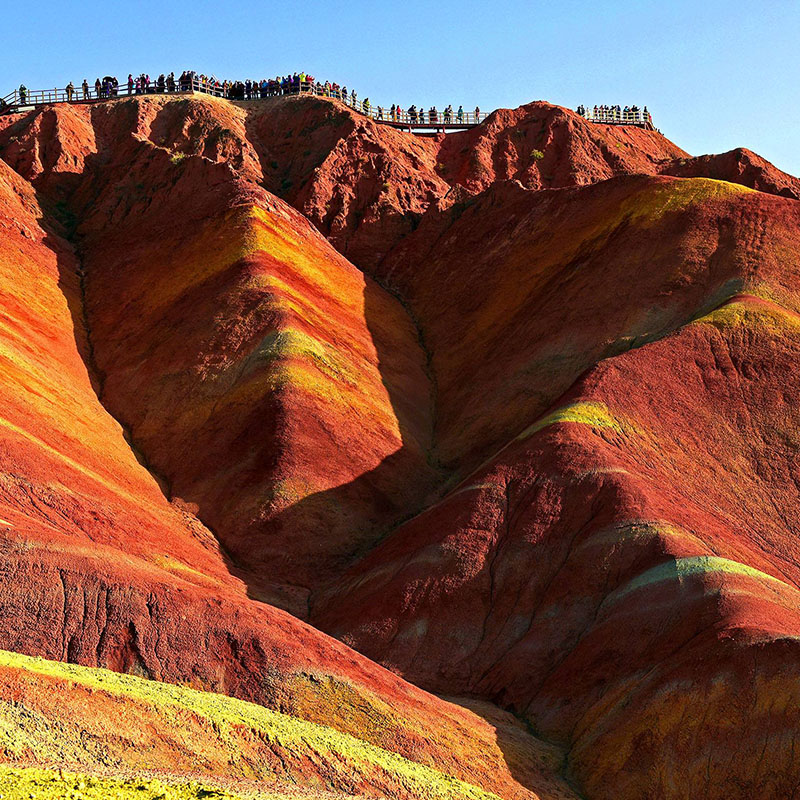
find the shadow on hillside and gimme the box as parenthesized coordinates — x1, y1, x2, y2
(446, 696, 582, 799)
(227, 272, 444, 620)
(18, 128, 563, 800)
(14, 117, 440, 623)
(224, 268, 562, 798)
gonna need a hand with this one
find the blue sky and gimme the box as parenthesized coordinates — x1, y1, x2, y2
(3, 0, 798, 174)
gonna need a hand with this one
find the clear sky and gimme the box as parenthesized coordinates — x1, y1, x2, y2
(3, 0, 799, 174)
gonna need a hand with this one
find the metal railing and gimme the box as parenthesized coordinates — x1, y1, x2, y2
(1, 84, 191, 108)
(0, 77, 489, 128)
(578, 106, 654, 129)
(181, 78, 487, 126)
(2, 81, 658, 132)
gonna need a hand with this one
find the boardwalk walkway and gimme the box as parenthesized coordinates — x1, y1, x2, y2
(1, 78, 654, 132)
(0, 80, 486, 131)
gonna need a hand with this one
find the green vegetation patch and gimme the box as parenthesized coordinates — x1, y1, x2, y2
(0, 650, 499, 800)
(0, 765, 248, 800)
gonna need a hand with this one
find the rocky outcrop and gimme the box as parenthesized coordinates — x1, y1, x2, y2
(661, 146, 800, 199)
(1, 91, 800, 799)
(0, 107, 564, 800)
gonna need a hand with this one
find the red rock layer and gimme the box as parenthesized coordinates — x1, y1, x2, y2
(316, 178, 800, 797)
(661, 147, 800, 199)
(266, 98, 689, 269)
(2, 97, 440, 611)
(0, 103, 566, 799)
(2, 91, 800, 799)
(436, 101, 687, 193)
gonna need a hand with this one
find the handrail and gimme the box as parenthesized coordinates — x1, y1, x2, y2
(577, 105, 654, 129)
(0, 76, 491, 129)
(0, 78, 655, 132)
(1, 84, 191, 108)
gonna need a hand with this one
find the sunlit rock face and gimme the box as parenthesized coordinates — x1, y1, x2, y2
(0, 90, 799, 799)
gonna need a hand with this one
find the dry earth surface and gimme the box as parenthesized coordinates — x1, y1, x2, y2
(0, 92, 798, 798)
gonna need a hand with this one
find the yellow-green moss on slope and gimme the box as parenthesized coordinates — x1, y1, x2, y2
(695, 296, 800, 333)
(516, 400, 631, 441)
(605, 555, 798, 607)
(0, 650, 499, 800)
(617, 178, 756, 227)
(0, 766, 252, 800)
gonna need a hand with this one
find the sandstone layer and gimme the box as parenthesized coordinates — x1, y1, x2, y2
(0, 91, 798, 799)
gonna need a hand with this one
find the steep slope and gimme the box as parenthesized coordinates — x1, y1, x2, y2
(661, 147, 800, 199)
(2, 91, 800, 800)
(316, 178, 800, 798)
(367, 176, 768, 471)
(0, 155, 242, 590)
(0, 105, 574, 800)
(75, 142, 438, 611)
(2, 95, 440, 612)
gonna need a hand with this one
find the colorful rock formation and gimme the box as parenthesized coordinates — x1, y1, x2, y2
(0, 90, 798, 798)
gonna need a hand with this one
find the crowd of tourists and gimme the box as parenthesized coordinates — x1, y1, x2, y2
(10, 75, 655, 132)
(576, 104, 653, 126)
(9, 70, 486, 127)
(194, 71, 320, 99)
(57, 71, 333, 102)
(14, 71, 326, 105)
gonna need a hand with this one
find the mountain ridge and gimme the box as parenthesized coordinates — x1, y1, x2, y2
(0, 91, 798, 799)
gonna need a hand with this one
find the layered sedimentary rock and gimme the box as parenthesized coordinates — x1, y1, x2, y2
(0, 101, 572, 800)
(0, 90, 799, 799)
(661, 146, 800, 199)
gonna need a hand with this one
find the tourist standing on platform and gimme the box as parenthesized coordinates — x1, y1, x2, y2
(3, 69, 509, 130)
(19, 85, 27, 104)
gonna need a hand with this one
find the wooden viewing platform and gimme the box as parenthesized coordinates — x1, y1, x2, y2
(1, 79, 654, 132)
(0, 81, 488, 131)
